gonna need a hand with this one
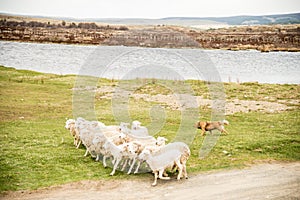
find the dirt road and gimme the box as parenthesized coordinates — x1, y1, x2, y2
(2, 162, 299, 200)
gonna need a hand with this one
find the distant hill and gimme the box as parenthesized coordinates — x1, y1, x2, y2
(1, 12, 300, 27)
(164, 13, 300, 25)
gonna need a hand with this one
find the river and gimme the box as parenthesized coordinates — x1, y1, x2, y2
(0, 41, 299, 84)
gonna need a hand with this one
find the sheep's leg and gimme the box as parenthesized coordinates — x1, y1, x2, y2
(183, 163, 188, 179)
(127, 158, 136, 174)
(128, 159, 132, 166)
(95, 154, 100, 161)
(111, 158, 115, 165)
(152, 171, 158, 186)
(121, 159, 128, 171)
(163, 170, 169, 177)
(175, 160, 183, 180)
(84, 149, 89, 157)
(158, 169, 170, 180)
(134, 160, 141, 174)
(103, 155, 107, 168)
(90, 151, 96, 158)
(110, 158, 121, 176)
(76, 140, 81, 149)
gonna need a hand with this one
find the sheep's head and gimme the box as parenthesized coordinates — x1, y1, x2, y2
(132, 141, 143, 154)
(131, 120, 142, 130)
(65, 119, 75, 129)
(118, 132, 126, 139)
(120, 122, 130, 132)
(125, 142, 137, 154)
(156, 136, 168, 146)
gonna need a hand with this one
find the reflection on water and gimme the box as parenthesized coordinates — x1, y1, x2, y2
(0, 41, 299, 84)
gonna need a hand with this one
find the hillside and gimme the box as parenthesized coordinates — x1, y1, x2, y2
(164, 13, 300, 26)
(1, 12, 300, 26)
(0, 13, 299, 51)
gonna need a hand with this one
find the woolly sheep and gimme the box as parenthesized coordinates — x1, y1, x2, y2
(65, 119, 78, 146)
(90, 132, 107, 161)
(132, 136, 168, 174)
(102, 141, 137, 176)
(121, 121, 149, 137)
(119, 142, 140, 174)
(153, 142, 190, 179)
(91, 132, 126, 165)
(139, 148, 184, 186)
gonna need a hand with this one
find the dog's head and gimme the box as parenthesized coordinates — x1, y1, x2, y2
(194, 121, 202, 129)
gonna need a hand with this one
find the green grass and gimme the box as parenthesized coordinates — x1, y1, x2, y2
(0, 66, 299, 192)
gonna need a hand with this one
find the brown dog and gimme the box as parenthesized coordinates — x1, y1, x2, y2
(194, 120, 229, 136)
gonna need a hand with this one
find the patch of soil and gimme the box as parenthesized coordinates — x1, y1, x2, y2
(94, 86, 294, 115)
(2, 162, 299, 200)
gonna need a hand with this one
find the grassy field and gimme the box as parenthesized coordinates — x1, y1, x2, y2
(0, 66, 299, 192)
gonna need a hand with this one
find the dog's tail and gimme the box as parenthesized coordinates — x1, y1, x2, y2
(221, 120, 229, 125)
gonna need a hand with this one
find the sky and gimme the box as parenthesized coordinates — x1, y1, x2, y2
(0, 0, 299, 19)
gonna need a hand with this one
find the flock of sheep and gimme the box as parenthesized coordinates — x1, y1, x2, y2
(65, 117, 190, 186)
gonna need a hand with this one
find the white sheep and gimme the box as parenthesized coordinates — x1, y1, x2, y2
(64, 119, 78, 146)
(78, 128, 98, 157)
(137, 141, 190, 185)
(90, 132, 107, 161)
(73, 117, 91, 148)
(91, 131, 127, 165)
(75, 118, 105, 156)
(132, 136, 168, 174)
(139, 148, 184, 186)
(102, 141, 137, 176)
(74, 117, 114, 149)
(153, 142, 190, 179)
(121, 121, 149, 137)
(120, 131, 157, 145)
(119, 142, 140, 174)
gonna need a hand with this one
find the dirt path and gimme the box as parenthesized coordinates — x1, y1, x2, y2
(2, 162, 299, 200)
